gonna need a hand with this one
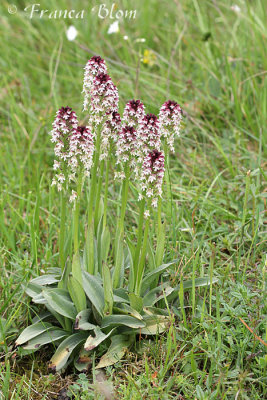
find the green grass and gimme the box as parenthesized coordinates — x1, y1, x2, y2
(0, 0, 266, 398)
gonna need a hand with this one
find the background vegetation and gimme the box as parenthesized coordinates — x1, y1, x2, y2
(0, 0, 266, 398)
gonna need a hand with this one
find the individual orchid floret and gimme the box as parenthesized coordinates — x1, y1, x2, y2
(123, 99, 145, 128)
(115, 125, 139, 179)
(69, 125, 94, 175)
(83, 56, 108, 111)
(90, 73, 119, 122)
(100, 111, 122, 160)
(51, 106, 78, 190)
(159, 100, 182, 152)
(139, 149, 165, 208)
(137, 113, 161, 158)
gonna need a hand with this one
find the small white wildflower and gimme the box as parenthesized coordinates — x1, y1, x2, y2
(108, 21, 119, 34)
(123, 35, 129, 41)
(69, 190, 77, 203)
(135, 38, 146, 43)
(144, 210, 150, 219)
(66, 26, 78, 41)
(231, 5, 241, 13)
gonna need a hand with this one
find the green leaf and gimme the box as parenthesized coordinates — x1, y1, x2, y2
(183, 277, 219, 290)
(23, 282, 42, 299)
(31, 274, 60, 286)
(102, 264, 113, 315)
(82, 271, 105, 317)
(16, 322, 53, 346)
(84, 327, 114, 351)
(23, 329, 68, 350)
(113, 304, 143, 320)
(68, 276, 87, 313)
(141, 260, 178, 295)
(43, 288, 77, 320)
(143, 283, 174, 306)
(74, 309, 96, 331)
(155, 222, 166, 267)
(32, 311, 52, 324)
(141, 314, 169, 335)
(168, 276, 220, 302)
(129, 293, 143, 313)
(83, 223, 95, 275)
(101, 315, 145, 329)
(96, 334, 133, 369)
(49, 332, 87, 372)
(112, 236, 124, 289)
(101, 226, 110, 265)
(71, 252, 83, 286)
(74, 348, 92, 372)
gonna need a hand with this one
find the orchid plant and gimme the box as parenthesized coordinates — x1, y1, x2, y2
(15, 56, 213, 373)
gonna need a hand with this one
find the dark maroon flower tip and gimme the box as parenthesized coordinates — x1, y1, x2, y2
(144, 113, 158, 124)
(90, 55, 105, 65)
(94, 73, 111, 84)
(128, 99, 142, 111)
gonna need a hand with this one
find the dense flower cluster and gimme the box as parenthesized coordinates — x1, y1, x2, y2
(159, 100, 182, 152)
(51, 107, 78, 190)
(83, 56, 107, 111)
(115, 125, 138, 179)
(91, 73, 119, 117)
(123, 100, 145, 128)
(139, 150, 165, 208)
(51, 107, 94, 196)
(100, 111, 121, 160)
(69, 125, 94, 175)
(137, 113, 161, 158)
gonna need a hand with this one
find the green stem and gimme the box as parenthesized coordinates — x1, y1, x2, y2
(95, 159, 105, 226)
(157, 196, 162, 236)
(135, 213, 150, 295)
(133, 198, 145, 276)
(88, 127, 101, 229)
(103, 157, 111, 228)
(74, 174, 83, 254)
(59, 182, 67, 272)
(118, 165, 130, 234)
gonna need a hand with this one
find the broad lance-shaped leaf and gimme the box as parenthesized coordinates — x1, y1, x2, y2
(82, 271, 105, 317)
(48, 332, 87, 372)
(143, 283, 174, 306)
(68, 276, 87, 313)
(101, 315, 145, 329)
(129, 293, 143, 313)
(113, 303, 143, 320)
(31, 274, 60, 286)
(74, 309, 96, 331)
(141, 259, 178, 295)
(84, 327, 114, 351)
(168, 276, 220, 302)
(101, 226, 110, 265)
(16, 322, 53, 346)
(102, 264, 113, 315)
(140, 314, 169, 335)
(96, 335, 133, 369)
(43, 288, 77, 320)
(23, 329, 68, 350)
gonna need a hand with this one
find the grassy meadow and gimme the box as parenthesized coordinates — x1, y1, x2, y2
(0, 0, 266, 399)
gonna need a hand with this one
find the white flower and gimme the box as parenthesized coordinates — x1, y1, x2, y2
(66, 26, 78, 41)
(231, 5, 241, 13)
(144, 210, 150, 219)
(108, 21, 119, 35)
(123, 35, 129, 41)
(135, 38, 146, 43)
(69, 190, 77, 203)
